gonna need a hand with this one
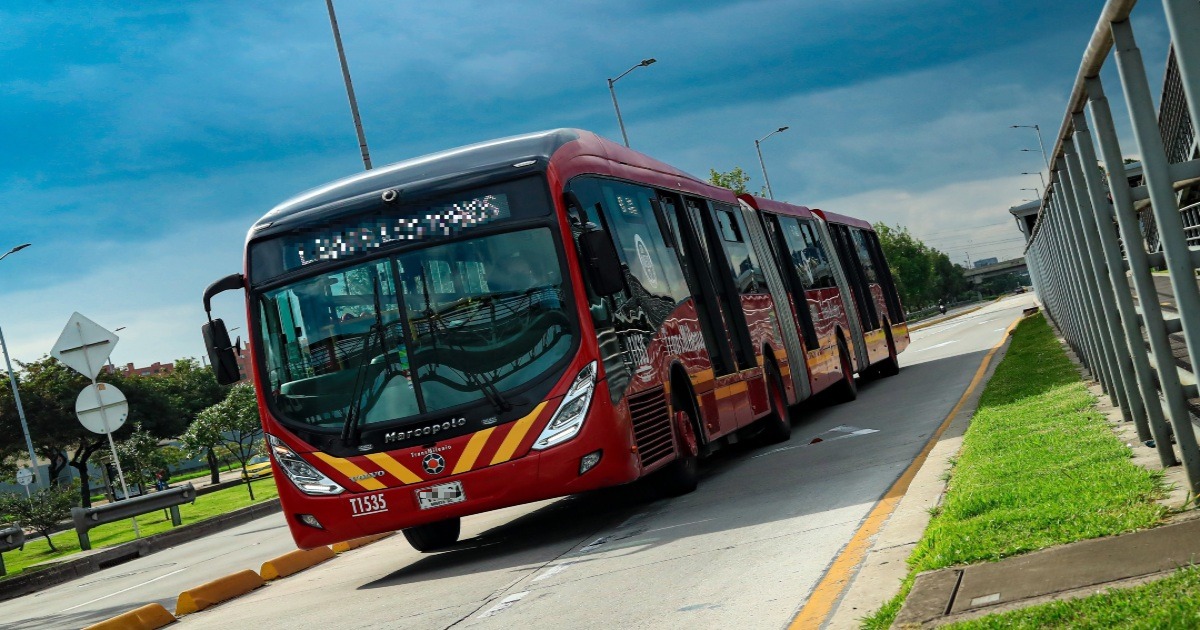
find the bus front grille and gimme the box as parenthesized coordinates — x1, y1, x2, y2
(628, 386, 674, 469)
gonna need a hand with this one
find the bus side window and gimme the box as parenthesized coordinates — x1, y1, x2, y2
(712, 204, 766, 295)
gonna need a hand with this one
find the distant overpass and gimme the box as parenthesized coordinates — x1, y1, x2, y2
(962, 257, 1028, 286)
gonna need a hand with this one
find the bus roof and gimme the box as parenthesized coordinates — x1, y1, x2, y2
(811, 209, 874, 231)
(736, 194, 814, 219)
(254, 129, 737, 234)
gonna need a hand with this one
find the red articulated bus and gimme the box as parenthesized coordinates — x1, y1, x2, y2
(201, 129, 907, 551)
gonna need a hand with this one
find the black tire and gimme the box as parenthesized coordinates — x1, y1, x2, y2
(758, 364, 792, 444)
(402, 517, 461, 552)
(875, 327, 900, 378)
(830, 337, 858, 403)
(656, 403, 700, 497)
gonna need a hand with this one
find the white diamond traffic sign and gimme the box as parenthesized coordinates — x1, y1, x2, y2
(51, 313, 119, 381)
(75, 383, 129, 435)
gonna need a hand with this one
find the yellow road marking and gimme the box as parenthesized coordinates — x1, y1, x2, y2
(490, 402, 548, 465)
(452, 427, 497, 474)
(364, 453, 422, 485)
(788, 318, 1020, 629)
(312, 453, 387, 491)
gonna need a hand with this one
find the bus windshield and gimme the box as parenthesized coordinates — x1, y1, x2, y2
(255, 228, 574, 433)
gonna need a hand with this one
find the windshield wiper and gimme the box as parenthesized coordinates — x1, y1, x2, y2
(340, 322, 386, 447)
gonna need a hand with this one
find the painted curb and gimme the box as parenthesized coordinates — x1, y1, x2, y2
(82, 602, 176, 630)
(332, 532, 395, 553)
(259, 546, 336, 581)
(174, 569, 265, 616)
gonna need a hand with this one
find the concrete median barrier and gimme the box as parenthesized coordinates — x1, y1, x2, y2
(82, 602, 176, 630)
(331, 532, 394, 553)
(174, 569, 265, 616)
(259, 546, 336, 581)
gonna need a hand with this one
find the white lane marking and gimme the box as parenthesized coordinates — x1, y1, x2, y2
(644, 518, 716, 534)
(753, 427, 880, 458)
(578, 536, 609, 554)
(477, 591, 529, 618)
(532, 563, 573, 582)
(994, 328, 1006, 332)
(59, 567, 188, 613)
(915, 340, 959, 352)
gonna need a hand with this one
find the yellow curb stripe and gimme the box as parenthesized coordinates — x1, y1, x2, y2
(364, 453, 422, 485)
(83, 603, 176, 630)
(313, 452, 387, 490)
(332, 532, 394, 553)
(789, 317, 1019, 630)
(174, 569, 265, 616)
(490, 402, 548, 465)
(453, 427, 497, 474)
(260, 546, 336, 581)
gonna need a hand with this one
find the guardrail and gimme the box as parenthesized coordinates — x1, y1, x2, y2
(1021, 0, 1200, 495)
(70, 483, 196, 550)
(0, 524, 26, 576)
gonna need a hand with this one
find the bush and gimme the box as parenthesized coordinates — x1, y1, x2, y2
(0, 484, 79, 552)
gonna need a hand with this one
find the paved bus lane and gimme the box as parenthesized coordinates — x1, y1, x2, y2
(167, 295, 1035, 629)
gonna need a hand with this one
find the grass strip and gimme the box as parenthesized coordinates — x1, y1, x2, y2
(943, 566, 1200, 629)
(0, 478, 278, 579)
(861, 314, 1165, 629)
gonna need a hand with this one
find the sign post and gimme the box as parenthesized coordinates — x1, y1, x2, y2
(51, 312, 139, 537)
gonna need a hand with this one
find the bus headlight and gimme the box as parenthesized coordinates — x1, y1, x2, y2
(532, 362, 597, 450)
(268, 434, 345, 495)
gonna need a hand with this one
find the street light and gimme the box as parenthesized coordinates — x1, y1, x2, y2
(1021, 171, 1047, 189)
(608, 58, 656, 148)
(325, 0, 372, 171)
(755, 126, 790, 200)
(1021, 187, 1041, 199)
(1012, 124, 1050, 170)
(0, 243, 41, 489)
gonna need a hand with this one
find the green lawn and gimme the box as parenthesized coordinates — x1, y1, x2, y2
(1, 478, 278, 579)
(944, 566, 1200, 629)
(862, 314, 1166, 629)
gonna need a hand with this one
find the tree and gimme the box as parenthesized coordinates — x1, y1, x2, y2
(873, 223, 970, 310)
(0, 357, 184, 507)
(0, 483, 78, 552)
(115, 423, 185, 491)
(154, 359, 228, 484)
(707, 166, 769, 197)
(183, 384, 264, 500)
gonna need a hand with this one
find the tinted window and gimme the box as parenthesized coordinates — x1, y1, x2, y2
(713, 204, 765, 295)
(851, 229, 879, 284)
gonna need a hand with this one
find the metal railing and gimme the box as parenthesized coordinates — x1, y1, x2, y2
(69, 483, 196, 550)
(1022, 0, 1200, 496)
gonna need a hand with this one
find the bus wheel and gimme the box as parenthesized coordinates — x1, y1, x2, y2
(759, 365, 791, 443)
(656, 408, 700, 497)
(831, 337, 858, 403)
(402, 517, 461, 552)
(875, 329, 900, 378)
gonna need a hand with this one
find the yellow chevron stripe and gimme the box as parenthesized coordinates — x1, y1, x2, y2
(490, 402, 548, 465)
(364, 453, 422, 485)
(452, 427, 497, 475)
(689, 369, 715, 385)
(313, 452, 386, 490)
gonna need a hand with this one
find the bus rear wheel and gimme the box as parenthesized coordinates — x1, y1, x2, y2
(830, 337, 858, 403)
(759, 364, 792, 444)
(656, 408, 700, 497)
(875, 329, 900, 378)
(402, 517, 461, 552)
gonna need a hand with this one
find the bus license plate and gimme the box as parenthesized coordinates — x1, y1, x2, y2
(416, 481, 465, 510)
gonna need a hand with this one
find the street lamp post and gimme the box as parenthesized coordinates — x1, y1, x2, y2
(1021, 186, 1041, 199)
(608, 58, 656, 148)
(755, 126, 789, 199)
(325, 0, 372, 171)
(0, 243, 41, 489)
(1021, 171, 1047, 189)
(1012, 124, 1050, 170)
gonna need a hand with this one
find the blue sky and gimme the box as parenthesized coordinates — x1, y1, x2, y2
(0, 1, 1173, 367)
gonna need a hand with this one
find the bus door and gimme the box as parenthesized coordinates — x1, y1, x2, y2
(656, 193, 735, 381)
(762, 214, 819, 353)
(830, 223, 888, 368)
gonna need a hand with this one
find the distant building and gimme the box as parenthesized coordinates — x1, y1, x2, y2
(107, 361, 175, 377)
(973, 257, 999, 268)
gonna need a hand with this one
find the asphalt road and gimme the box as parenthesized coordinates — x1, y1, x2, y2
(1, 294, 1036, 630)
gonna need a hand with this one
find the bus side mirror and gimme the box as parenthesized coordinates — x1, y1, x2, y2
(578, 230, 626, 297)
(202, 318, 242, 385)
